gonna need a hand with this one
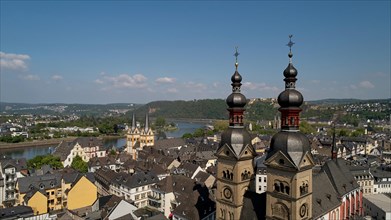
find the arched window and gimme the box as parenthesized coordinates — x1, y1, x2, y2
(274, 183, 280, 192)
(285, 186, 290, 195)
(280, 183, 285, 193)
(223, 171, 226, 179)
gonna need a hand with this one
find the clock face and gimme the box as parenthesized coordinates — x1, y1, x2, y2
(223, 188, 232, 199)
(300, 204, 307, 218)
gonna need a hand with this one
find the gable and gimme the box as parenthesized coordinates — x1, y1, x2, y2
(237, 144, 257, 160)
(264, 151, 297, 170)
(298, 152, 315, 170)
(107, 200, 138, 220)
(216, 143, 238, 160)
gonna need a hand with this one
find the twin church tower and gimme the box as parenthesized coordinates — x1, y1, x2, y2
(216, 36, 315, 220)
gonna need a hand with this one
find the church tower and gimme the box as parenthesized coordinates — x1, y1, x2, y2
(127, 113, 140, 159)
(265, 36, 315, 220)
(139, 113, 154, 149)
(216, 48, 257, 220)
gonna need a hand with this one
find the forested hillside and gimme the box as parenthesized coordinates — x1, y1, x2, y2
(131, 99, 228, 119)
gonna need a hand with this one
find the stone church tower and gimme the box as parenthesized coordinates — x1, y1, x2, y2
(126, 113, 154, 159)
(265, 36, 315, 220)
(215, 49, 257, 220)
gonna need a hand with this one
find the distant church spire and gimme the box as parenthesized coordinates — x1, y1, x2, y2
(131, 113, 136, 131)
(331, 123, 338, 159)
(145, 113, 149, 132)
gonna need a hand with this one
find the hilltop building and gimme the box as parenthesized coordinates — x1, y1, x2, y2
(126, 113, 155, 159)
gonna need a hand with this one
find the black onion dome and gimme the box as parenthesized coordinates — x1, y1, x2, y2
(277, 89, 303, 108)
(283, 63, 297, 78)
(220, 127, 252, 156)
(267, 131, 310, 167)
(231, 70, 242, 83)
(226, 70, 247, 108)
(226, 92, 247, 108)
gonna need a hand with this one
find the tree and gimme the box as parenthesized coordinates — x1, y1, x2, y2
(113, 124, 119, 133)
(182, 133, 193, 139)
(300, 121, 316, 134)
(213, 120, 229, 132)
(193, 128, 205, 137)
(110, 149, 117, 155)
(28, 155, 63, 169)
(71, 155, 88, 173)
(155, 116, 166, 128)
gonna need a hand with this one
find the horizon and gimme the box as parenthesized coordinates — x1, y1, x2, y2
(1, 1, 390, 104)
(1, 97, 390, 106)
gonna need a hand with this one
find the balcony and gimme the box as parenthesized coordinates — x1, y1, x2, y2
(5, 187, 15, 192)
(148, 194, 161, 201)
(170, 199, 179, 205)
(6, 179, 16, 184)
(4, 195, 16, 201)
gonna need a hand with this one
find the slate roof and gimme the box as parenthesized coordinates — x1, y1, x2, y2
(193, 171, 213, 183)
(154, 138, 186, 149)
(88, 156, 117, 167)
(171, 179, 215, 220)
(53, 137, 103, 160)
(312, 170, 341, 219)
(97, 194, 123, 219)
(23, 189, 47, 203)
(153, 174, 194, 194)
(364, 194, 391, 212)
(321, 159, 360, 196)
(0, 157, 28, 172)
(0, 205, 34, 219)
(53, 140, 75, 161)
(17, 173, 62, 194)
(133, 207, 163, 219)
(95, 168, 158, 189)
(240, 190, 266, 220)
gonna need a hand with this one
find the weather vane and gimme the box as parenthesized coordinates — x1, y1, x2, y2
(234, 46, 240, 64)
(287, 35, 295, 52)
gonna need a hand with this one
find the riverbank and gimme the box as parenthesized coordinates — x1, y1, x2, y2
(0, 137, 77, 150)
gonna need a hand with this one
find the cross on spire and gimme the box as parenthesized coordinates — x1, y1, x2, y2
(287, 35, 295, 52)
(287, 35, 295, 63)
(234, 46, 240, 69)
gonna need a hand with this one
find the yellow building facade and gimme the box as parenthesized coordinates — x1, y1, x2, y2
(27, 191, 47, 215)
(66, 176, 97, 210)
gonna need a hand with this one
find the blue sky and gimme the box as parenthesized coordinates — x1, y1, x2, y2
(1, 1, 390, 104)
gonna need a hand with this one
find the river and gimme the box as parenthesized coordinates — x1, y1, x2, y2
(0, 122, 205, 160)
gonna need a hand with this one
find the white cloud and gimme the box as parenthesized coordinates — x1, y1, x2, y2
(96, 73, 148, 89)
(155, 77, 176, 84)
(167, 88, 178, 93)
(349, 81, 375, 90)
(359, 80, 374, 89)
(19, 74, 40, 81)
(51, 75, 63, 81)
(310, 80, 320, 84)
(242, 82, 279, 92)
(0, 51, 30, 71)
(183, 82, 207, 91)
(95, 79, 104, 84)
